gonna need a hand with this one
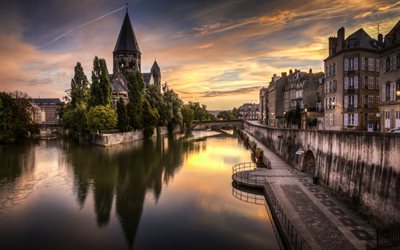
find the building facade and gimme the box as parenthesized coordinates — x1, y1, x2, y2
(259, 87, 268, 124)
(324, 27, 380, 131)
(238, 103, 260, 120)
(110, 11, 161, 106)
(267, 74, 282, 127)
(379, 21, 400, 131)
(30, 98, 61, 124)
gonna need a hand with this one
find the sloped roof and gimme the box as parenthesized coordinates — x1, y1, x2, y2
(114, 12, 140, 54)
(31, 98, 61, 105)
(150, 60, 161, 76)
(345, 28, 378, 50)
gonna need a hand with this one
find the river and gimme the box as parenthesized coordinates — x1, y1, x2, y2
(0, 131, 281, 250)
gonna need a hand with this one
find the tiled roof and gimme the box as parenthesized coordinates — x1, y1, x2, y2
(114, 12, 140, 54)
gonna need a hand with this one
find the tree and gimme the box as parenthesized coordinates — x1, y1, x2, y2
(217, 110, 234, 120)
(116, 98, 129, 132)
(145, 84, 164, 125)
(62, 103, 89, 135)
(87, 105, 117, 132)
(187, 101, 210, 121)
(127, 71, 145, 129)
(142, 99, 159, 137)
(162, 84, 183, 132)
(232, 108, 239, 119)
(181, 104, 194, 131)
(70, 62, 89, 107)
(90, 57, 112, 107)
(0, 92, 34, 142)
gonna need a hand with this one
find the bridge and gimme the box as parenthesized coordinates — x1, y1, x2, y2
(37, 123, 64, 138)
(244, 120, 400, 226)
(191, 119, 243, 130)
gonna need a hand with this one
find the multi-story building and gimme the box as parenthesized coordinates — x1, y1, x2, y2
(30, 98, 62, 124)
(379, 20, 400, 131)
(267, 74, 283, 127)
(259, 87, 268, 124)
(238, 103, 260, 120)
(284, 69, 324, 112)
(324, 27, 380, 131)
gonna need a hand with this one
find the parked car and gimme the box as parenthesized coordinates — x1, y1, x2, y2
(389, 127, 400, 133)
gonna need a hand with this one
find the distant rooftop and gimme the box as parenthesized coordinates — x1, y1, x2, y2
(31, 98, 61, 105)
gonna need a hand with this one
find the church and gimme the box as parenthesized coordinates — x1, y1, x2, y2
(110, 10, 161, 105)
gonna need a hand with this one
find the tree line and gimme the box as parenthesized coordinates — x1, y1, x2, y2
(62, 57, 215, 138)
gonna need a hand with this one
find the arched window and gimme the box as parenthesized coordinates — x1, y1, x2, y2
(386, 57, 390, 72)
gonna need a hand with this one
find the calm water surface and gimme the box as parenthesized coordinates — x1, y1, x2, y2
(0, 131, 281, 250)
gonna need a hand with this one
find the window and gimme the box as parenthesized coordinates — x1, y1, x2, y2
(385, 110, 391, 128)
(348, 39, 358, 48)
(368, 58, 375, 71)
(333, 63, 336, 74)
(397, 81, 400, 100)
(386, 57, 390, 72)
(329, 114, 334, 126)
(397, 55, 400, 70)
(396, 110, 400, 128)
(368, 96, 374, 108)
(368, 77, 375, 89)
(344, 113, 358, 126)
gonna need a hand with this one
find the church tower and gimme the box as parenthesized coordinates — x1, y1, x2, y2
(113, 11, 141, 75)
(151, 60, 161, 88)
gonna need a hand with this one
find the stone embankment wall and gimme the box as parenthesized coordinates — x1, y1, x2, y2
(91, 131, 145, 147)
(90, 126, 180, 147)
(245, 121, 400, 225)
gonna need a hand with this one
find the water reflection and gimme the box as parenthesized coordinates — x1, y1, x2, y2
(64, 135, 195, 247)
(0, 132, 280, 250)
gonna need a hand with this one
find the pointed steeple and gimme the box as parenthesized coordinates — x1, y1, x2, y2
(151, 60, 161, 76)
(114, 12, 140, 54)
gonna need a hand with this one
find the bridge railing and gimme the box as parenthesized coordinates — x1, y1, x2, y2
(232, 162, 266, 186)
(377, 223, 400, 249)
(264, 176, 311, 250)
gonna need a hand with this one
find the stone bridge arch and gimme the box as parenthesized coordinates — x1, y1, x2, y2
(300, 150, 316, 175)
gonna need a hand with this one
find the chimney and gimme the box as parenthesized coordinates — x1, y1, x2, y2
(378, 33, 383, 45)
(329, 37, 337, 56)
(281, 72, 287, 77)
(337, 27, 345, 51)
(309, 68, 312, 74)
(289, 69, 293, 75)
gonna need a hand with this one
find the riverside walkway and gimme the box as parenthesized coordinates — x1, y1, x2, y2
(233, 131, 376, 250)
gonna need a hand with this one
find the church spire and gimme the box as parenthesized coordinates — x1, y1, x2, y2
(113, 11, 140, 54)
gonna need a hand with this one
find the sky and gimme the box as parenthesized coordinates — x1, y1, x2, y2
(0, 0, 399, 110)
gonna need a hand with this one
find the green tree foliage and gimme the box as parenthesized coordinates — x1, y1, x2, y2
(145, 84, 164, 125)
(187, 101, 211, 121)
(232, 108, 239, 119)
(142, 99, 159, 137)
(217, 110, 235, 120)
(62, 103, 89, 135)
(116, 98, 129, 132)
(70, 62, 89, 107)
(162, 84, 183, 131)
(87, 105, 117, 132)
(181, 104, 194, 131)
(127, 71, 145, 129)
(0, 92, 33, 142)
(90, 57, 112, 107)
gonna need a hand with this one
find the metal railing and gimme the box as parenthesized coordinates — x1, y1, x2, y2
(377, 224, 400, 249)
(232, 162, 266, 187)
(264, 177, 311, 250)
(232, 188, 265, 205)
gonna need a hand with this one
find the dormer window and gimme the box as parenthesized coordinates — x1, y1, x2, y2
(348, 39, 358, 48)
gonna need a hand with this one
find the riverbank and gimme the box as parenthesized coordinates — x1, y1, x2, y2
(236, 130, 376, 250)
(90, 126, 181, 147)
